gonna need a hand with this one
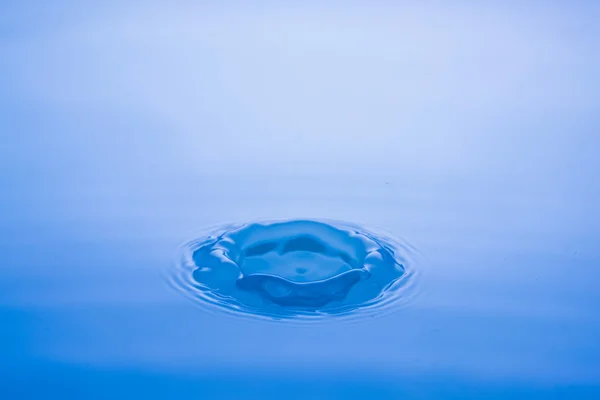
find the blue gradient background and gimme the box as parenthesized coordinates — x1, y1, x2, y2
(2, 1, 600, 398)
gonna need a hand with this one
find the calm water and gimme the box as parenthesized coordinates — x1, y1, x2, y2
(2, 2, 600, 399)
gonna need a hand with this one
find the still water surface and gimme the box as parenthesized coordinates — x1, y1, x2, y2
(1, 1, 600, 398)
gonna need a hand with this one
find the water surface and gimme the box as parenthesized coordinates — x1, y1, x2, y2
(1, 1, 600, 399)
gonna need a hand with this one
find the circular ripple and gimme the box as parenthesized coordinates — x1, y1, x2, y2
(169, 219, 418, 321)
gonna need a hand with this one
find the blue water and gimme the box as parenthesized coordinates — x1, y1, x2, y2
(2, 1, 600, 399)
(172, 219, 415, 320)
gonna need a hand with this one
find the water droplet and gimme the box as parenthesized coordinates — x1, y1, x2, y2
(169, 219, 418, 322)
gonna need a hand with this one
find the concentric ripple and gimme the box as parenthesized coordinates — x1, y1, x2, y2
(169, 219, 417, 321)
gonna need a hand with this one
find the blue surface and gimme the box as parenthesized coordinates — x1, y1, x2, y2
(2, 1, 600, 399)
